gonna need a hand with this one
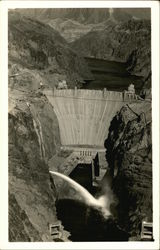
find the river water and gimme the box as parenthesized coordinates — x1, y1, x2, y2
(84, 57, 143, 93)
(51, 170, 128, 241)
(56, 198, 128, 241)
(53, 58, 137, 241)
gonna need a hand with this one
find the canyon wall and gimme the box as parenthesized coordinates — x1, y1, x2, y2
(8, 12, 93, 91)
(8, 10, 152, 242)
(72, 19, 151, 88)
(105, 101, 152, 239)
(8, 12, 93, 241)
(9, 90, 71, 241)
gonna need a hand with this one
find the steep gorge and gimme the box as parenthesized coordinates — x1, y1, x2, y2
(105, 102, 152, 239)
(8, 12, 93, 90)
(9, 91, 70, 241)
(8, 10, 152, 242)
(9, 90, 152, 241)
(72, 19, 151, 88)
(8, 12, 94, 242)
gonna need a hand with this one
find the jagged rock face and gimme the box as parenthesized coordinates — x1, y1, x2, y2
(9, 193, 41, 241)
(12, 8, 150, 44)
(8, 92, 70, 241)
(14, 8, 150, 25)
(8, 10, 93, 239)
(105, 102, 152, 239)
(46, 19, 97, 43)
(41, 9, 132, 43)
(72, 19, 151, 88)
(8, 12, 93, 89)
(8, 9, 152, 242)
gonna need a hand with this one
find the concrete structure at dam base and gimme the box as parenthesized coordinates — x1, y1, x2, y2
(61, 145, 106, 184)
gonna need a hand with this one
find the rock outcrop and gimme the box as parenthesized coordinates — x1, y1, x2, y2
(8, 91, 65, 241)
(105, 101, 152, 239)
(8, 10, 152, 242)
(72, 19, 151, 88)
(12, 8, 150, 44)
(8, 12, 92, 241)
(8, 12, 93, 90)
(9, 192, 41, 241)
(14, 8, 150, 25)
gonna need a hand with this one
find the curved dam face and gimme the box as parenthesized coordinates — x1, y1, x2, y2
(44, 88, 137, 147)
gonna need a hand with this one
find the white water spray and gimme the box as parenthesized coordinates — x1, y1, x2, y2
(33, 118, 45, 159)
(109, 8, 114, 18)
(50, 171, 111, 217)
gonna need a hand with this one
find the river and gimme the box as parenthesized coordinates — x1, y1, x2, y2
(84, 57, 143, 93)
(54, 57, 140, 241)
(51, 170, 129, 241)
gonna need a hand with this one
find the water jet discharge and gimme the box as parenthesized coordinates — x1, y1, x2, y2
(47, 90, 139, 218)
(50, 171, 111, 217)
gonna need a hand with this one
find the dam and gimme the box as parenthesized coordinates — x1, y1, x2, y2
(44, 87, 144, 240)
(44, 88, 139, 149)
(44, 87, 140, 185)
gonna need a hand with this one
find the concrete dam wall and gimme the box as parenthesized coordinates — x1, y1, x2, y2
(44, 88, 138, 148)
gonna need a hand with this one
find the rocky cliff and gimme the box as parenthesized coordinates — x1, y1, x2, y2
(14, 8, 150, 25)
(8, 11, 93, 241)
(105, 101, 152, 239)
(13, 8, 150, 44)
(72, 19, 151, 88)
(8, 88, 71, 241)
(8, 10, 152, 242)
(42, 8, 132, 43)
(8, 12, 93, 90)
(8, 12, 94, 240)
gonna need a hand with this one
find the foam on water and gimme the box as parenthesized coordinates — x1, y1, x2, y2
(50, 171, 111, 217)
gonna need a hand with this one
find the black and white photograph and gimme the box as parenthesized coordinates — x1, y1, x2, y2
(0, 1, 159, 249)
